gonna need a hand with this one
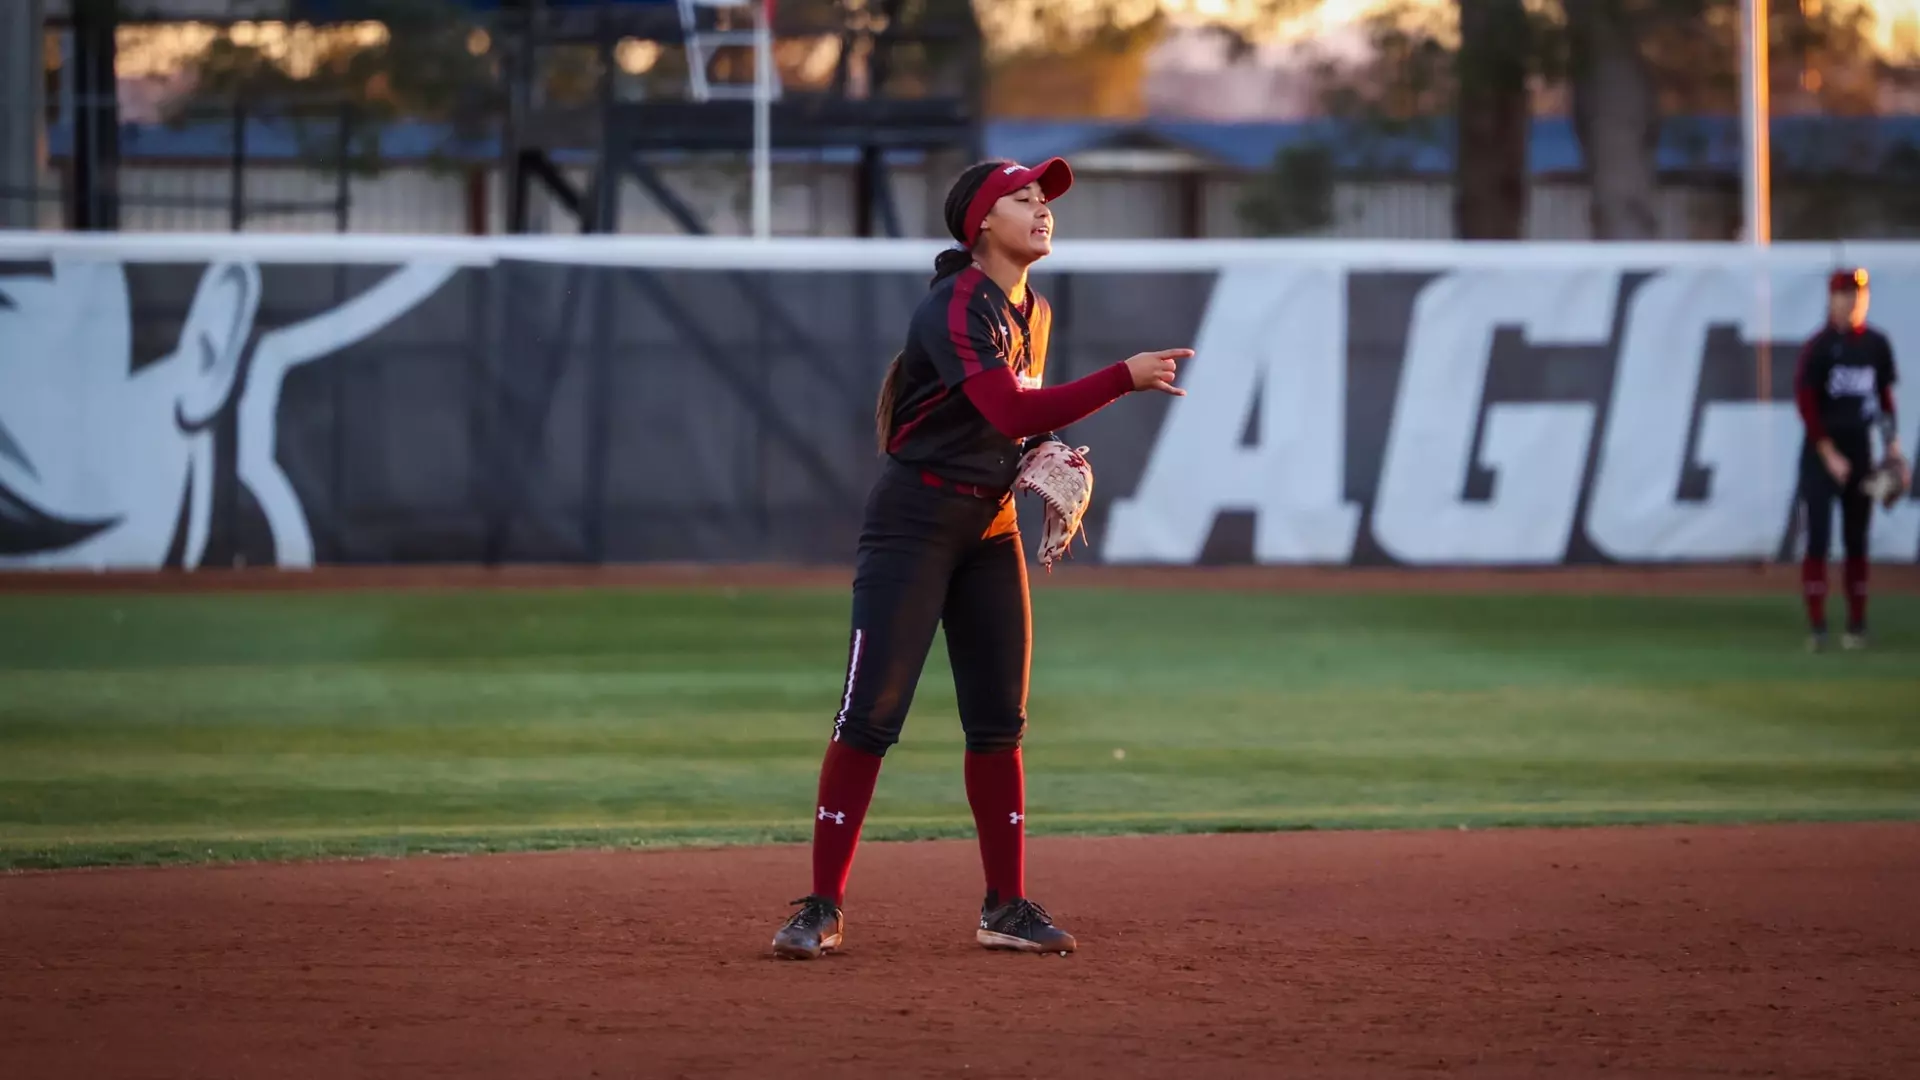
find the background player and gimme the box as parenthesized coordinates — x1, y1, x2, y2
(1796, 268, 1907, 650)
(769, 158, 1189, 960)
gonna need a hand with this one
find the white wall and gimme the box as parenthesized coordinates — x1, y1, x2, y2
(55, 159, 1738, 242)
(1200, 175, 1722, 241)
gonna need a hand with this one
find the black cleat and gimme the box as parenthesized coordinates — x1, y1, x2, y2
(772, 895, 843, 960)
(977, 893, 1076, 955)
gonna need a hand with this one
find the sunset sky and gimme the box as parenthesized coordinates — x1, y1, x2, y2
(985, 0, 1920, 53)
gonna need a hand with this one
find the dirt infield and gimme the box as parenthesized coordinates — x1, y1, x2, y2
(3, 824, 1915, 1079)
(8, 561, 1920, 595)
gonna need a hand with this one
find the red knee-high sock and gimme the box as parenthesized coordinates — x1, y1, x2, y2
(1845, 556, 1869, 631)
(965, 748, 1026, 903)
(811, 739, 884, 906)
(1802, 556, 1829, 632)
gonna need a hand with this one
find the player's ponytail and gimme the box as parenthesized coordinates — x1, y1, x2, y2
(929, 248, 972, 285)
(874, 352, 906, 455)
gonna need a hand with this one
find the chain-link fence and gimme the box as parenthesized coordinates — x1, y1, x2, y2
(2, 102, 358, 233)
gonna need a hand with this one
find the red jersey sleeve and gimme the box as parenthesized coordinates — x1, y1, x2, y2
(1879, 334, 1899, 418)
(1795, 337, 1829, 443)
(961, 363, 1136, 441)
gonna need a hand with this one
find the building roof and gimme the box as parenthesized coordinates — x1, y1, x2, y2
(988, 116, 1920, 176)
(45, 114, 1920, 177)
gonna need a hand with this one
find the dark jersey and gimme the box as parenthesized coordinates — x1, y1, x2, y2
(885, 266, 1053, 491)
(1796, 324, 1898, 454)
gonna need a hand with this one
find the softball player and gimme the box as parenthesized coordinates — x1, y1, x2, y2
(1796, 268, 1907, 650)
(770, 158, 1190, 960)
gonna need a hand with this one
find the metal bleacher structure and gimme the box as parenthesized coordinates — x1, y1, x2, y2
(482, 0, 984, 237)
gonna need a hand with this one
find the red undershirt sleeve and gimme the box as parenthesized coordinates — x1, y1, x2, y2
(1795, 340, 1829, 444)
(961, 363, 1135, 441)
(1879, 337, 1899, 422)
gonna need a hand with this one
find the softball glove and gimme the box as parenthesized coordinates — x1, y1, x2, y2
(1015, 441, 1094, 571)
(1862, 453, 1910, 509)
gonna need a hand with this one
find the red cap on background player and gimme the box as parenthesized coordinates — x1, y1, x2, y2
(1829, 268, 1868, 293)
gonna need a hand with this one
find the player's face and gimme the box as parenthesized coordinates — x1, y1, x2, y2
(981, 181, 1053, 263)
(1830, 287, 1868, 328)
(0, 261, 198, 563)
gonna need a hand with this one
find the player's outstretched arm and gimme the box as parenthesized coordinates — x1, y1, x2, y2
(962, 348, 1191, 441)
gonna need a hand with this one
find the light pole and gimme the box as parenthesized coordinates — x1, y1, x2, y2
(752, 0, 774, 239)
(1741, 0, 1771, 245)
(1743, 0, 1780, 566)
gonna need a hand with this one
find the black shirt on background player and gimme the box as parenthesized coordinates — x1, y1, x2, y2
(1797, 321, 1898, 467)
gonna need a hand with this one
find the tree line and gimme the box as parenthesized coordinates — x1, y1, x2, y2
(1244, 0, 1917, 239)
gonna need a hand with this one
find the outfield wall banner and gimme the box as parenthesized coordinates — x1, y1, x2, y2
(2, 235, 1917, 570)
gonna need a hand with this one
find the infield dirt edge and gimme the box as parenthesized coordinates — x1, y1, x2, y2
(8, 561, 1920, 596)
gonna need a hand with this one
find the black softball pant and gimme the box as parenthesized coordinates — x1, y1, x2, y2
(830, 462, 1029, 758)
(1800, 438, 1872, 561)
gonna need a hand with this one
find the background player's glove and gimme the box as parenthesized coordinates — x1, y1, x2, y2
(1015, 441, 1094, 571)
(1862, 452, 1910, 509)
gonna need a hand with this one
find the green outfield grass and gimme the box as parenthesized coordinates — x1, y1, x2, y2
(2, 585, 1916, 869)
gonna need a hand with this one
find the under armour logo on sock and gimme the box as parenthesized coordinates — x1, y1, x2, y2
(1009, 812, 1024, 825)
(818, 807, 846, 825)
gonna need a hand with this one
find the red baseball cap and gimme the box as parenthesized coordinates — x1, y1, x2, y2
(962, 158, 1074, 247)
(1829, 267, 1869, 293)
